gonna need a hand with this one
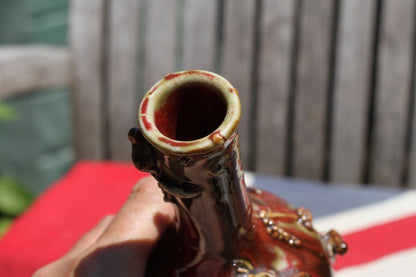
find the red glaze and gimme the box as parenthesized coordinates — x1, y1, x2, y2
(157, 136, 197, 147)
(209, 131, 226, 144)
(131, 129, 341, 276)
(228, 87, 239, 95)
(129, 70, 347, 277)
(153, 82, 226, 142)
(164, 72, 183, 80)
(141, 115, 153, 131)
(141, 98, 149, 114)
(154, 91, 180, 139)
(165, 70, 216, 81)
(238, 189, 333, 276)
(141, 98, 153, 131)
(148, 85, 159, 95)
(145, 189, 333, 277)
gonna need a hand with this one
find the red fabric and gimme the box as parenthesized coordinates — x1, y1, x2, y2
(2, 160, 415, 276)
(334, 214, 416, 270)
(0, 161, 148, 277)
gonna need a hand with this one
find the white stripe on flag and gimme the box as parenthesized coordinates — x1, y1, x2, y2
(335, 246, 416, 277)
(314, 190, 416, 234)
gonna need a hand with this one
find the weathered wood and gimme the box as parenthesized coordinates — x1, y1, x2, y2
(0, 46, 70, 99)
(144, 0, 177, 90)
(292, 0, 334, 179)
(410, 91, 416, 188)
(70, 0, 106, 160)
(370, 0, 415, 187)
(20, 0, 415, 189)
(409, 82, 416, 187)
(330, 0, 376, 185)
(181, 0, 217, 70)
(255, 0, 295, 175)
(107, 0, 142, 161)
(222, 0, 256, 170)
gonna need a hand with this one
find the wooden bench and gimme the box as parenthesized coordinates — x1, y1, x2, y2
(1, 0, 415, 188)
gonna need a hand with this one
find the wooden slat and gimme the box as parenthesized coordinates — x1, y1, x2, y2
(330, 0, 376, 185)
(370, 0, 415, 187)
(292, 0, 334, 179)
(181, 0, 217, 70)
(0, 46, 70, 99)
(409, 76, 416, 186)
(222, 0, 256, 170)
(70, 0, 106, 160)
(410, 92, 416, 187)
(107, 0, 142, 161)
(255, 0, 295, 175)
(144, 0, 177, 90)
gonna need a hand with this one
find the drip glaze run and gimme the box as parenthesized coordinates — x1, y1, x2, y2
(209, 131, 226, 145)
(164, 70, 216, 81)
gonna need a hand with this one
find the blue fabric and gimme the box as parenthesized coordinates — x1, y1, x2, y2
(252, 175, 403, 218)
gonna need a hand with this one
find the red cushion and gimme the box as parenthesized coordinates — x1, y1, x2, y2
(0, 161, 148, 277)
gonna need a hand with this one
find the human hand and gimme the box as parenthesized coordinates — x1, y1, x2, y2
(33, 176, 175, 277)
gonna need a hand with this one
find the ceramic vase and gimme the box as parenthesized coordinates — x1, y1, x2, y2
(128, 70, 347, 277)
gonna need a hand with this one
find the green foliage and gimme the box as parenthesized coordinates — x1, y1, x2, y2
(0, 177, 34, 216)
(0, 105, 32, 238)
(0, 177, 34, 238)
(0, 0, 70, 238)
(0, 102, 16, 121)
(0, 217, 13, 238)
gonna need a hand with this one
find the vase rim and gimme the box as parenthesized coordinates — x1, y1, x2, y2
(138, 69, 241, 155)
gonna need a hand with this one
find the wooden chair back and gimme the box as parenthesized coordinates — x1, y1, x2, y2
(2, 0, 416, 188)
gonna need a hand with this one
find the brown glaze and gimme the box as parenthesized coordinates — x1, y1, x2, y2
(129, 70, 347, 277)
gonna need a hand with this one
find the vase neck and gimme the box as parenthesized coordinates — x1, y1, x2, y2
(129, 70, 250, 273)
(155, 134, 252, 265)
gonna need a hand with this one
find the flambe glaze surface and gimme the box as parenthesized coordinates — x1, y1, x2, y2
(128, 70, 347, 277)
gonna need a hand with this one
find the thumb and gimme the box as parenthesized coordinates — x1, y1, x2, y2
(71, 176, 175, 277)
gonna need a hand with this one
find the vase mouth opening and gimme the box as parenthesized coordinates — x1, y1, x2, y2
(138, 70, 241, 154)
(154, 82, 227, 141)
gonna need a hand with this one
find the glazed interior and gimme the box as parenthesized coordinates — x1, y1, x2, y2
(154, 82, 227, 141)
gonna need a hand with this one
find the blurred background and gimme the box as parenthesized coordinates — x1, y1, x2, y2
(0, 0, 71, 194)
(1, 0, 416, 235)
(0, 0, 71, 235)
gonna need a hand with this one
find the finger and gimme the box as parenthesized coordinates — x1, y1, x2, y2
(70, 177, 175, 277)
(32, 258, 72, 277)
(32, 215, 115, 277)
(66, 215, 115, 257)
(96, 176, 175, 255)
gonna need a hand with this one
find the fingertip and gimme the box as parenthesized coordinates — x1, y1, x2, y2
(130, 176, 159, 197)
(67, 215, 115, 257)
(96, 175, 175, 248)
